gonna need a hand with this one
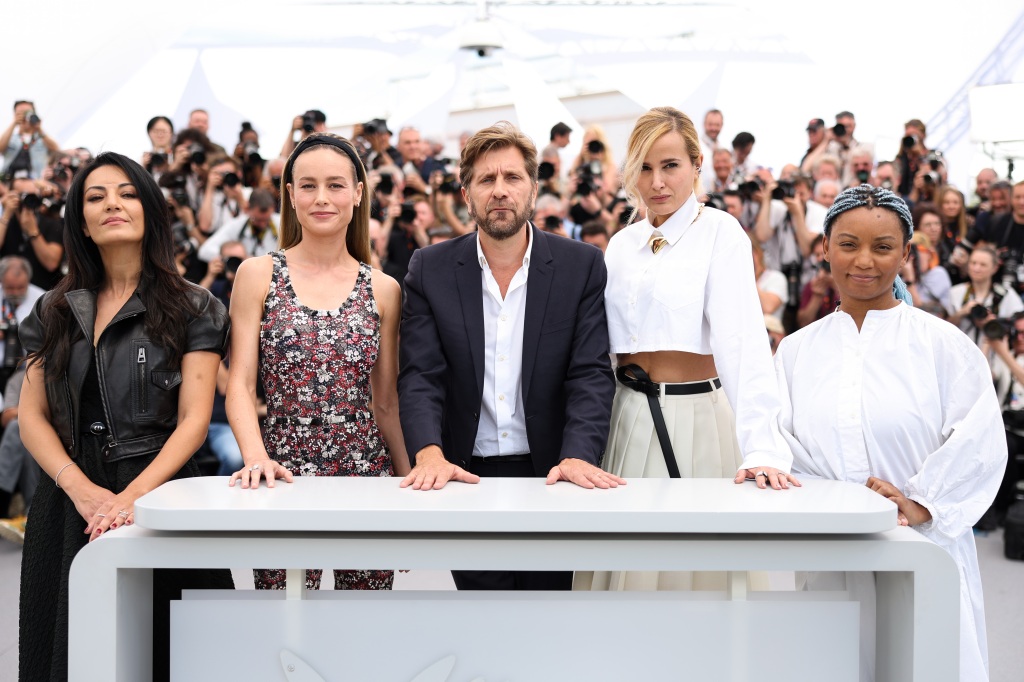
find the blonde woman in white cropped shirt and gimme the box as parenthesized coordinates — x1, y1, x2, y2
(575, 107, 797, 591)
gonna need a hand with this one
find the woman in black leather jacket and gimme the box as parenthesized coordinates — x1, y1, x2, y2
(17, 152, 232, 681)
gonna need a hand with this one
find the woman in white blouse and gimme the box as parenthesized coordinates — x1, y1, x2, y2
(575, 107, 796, 592)
(775, 184, 1005, 682)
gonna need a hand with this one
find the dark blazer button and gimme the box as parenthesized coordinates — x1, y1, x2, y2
(473, 412, 479, 421)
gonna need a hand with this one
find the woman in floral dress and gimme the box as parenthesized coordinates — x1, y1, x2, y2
(227, 134, 411, 590)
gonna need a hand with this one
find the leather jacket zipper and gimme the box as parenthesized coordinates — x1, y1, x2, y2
(93, 308, 144, 455)
(137, 346, 148, 415)
(63, 376, 76, 456)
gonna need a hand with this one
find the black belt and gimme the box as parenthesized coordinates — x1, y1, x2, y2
(471, 454, 531, 463)
(268, 411, 370, 426)
(615, 365, 721, 478)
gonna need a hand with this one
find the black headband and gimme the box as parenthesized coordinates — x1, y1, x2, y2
(289, 134, 364, 181)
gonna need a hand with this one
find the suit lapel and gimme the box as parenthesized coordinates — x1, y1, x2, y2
(454, 236, 485, 400)
(522, 226, 552, 403)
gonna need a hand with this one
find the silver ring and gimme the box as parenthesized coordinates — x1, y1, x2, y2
(96, 513, 106, 518)
(755, 471, 767, 478)
(117, 510, 129, 518)
(250, 464, 261, 472)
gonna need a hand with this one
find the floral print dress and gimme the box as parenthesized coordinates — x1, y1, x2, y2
(254, 250, 393, 591)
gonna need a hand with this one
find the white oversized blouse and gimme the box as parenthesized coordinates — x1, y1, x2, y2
(774, 302, 1006, 681)
(604, 194, 790, 470)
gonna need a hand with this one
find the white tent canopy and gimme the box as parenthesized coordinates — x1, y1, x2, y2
(2, 0, 1022, 189)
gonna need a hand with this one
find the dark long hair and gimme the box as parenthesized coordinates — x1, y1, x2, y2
(29, 152, 200, 379)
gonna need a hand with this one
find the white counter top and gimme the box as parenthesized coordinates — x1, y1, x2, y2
(134, 476, 895, 535)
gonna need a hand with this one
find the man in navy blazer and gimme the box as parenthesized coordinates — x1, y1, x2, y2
(398, 122, 622, 591)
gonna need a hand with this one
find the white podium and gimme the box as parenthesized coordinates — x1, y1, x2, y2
(68, 478, 959, 682)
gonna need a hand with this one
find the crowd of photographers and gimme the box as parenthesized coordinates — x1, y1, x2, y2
(0, 99, 1022, 539)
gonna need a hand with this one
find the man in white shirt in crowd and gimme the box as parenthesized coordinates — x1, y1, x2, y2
(198, 189, 279, 262)
(0, 256, 43, 385)
(198, 156, 250, 237)
(700, 109, 723, 192)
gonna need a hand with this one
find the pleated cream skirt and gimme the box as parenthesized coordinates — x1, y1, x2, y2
(574, 382, 768, 591)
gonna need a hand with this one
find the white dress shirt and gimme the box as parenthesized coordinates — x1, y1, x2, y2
(197, 212, 281, 262)
(604, 194, 790, 469)
(775, 302, 1004, 682)
(473, 229, 533, 457)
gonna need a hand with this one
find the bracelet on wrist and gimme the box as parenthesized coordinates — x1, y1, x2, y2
(55, 461, 76, 489)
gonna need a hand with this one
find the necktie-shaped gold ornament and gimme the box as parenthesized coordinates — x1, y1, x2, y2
(649, 230, 667, 254)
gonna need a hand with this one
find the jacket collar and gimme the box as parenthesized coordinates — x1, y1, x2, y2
(65, 287, 147, 346)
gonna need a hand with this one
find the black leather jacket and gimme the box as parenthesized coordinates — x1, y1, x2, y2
(21, 285, 228, 462)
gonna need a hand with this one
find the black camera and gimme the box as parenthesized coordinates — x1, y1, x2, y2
(856, 170, 871, 183)
(188, 143, 206, 166)
(302, 111, 318, 134)
(222, 256, 243, 277)
(737, 178, 763, 201)
(970, 304, 992, 322)
(438, 173, 460, 195)
(832, 122, 847, 138)
(901, 134, 919, 150)
(925, 151, 944, 171)
(377, 173, 394, 196)
(150, 152, 168, 167)
(362, 120, 379, 136)
(52, 162, 69, 180)
(537, 161, 555, 182)
(20, 193, 42, 211)
(922, 171, 941, 185)
(704, 192, 726, 211)
(587, 139, 605, 154)
(399, 200, 417, 224)
(221, 172, 241, 189)
(543, 215, 562, 232)
(171, 223, 195, 256)
(771, 180, 795, 201)
(26, 110, 40, 126)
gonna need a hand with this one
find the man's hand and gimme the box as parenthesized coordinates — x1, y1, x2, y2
(545, 458, 626, 489)
(866, 476, 932, 526)
(400, 445, 480, 490)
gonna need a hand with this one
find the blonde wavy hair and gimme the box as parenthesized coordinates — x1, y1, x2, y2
(622, 107, 702, 223)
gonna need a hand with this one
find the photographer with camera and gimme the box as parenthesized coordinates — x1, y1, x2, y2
(0, 256, 43, 387)
(158, 127, 216, 210)
(141, 115, 174, 179)
(896, 118, 932, 199)
(874, 160, 901, 192)
(398, 127, 445, 194)
(357, 118, 401, 170)
(795, 235, 839, 329)
(709, 148, 735, 194)
(429, 168, 471, 236)
(948, 246, 1024, 347)
(962, 180, 1024, 294)
(844, 145, 875, 188)
(280, 109, 327, 159)
(197, 155, 249, 238)
(570, 125, 619, 194)
(752, 169, 819, 322)
(979, 312, 1024, 527)
(383, 194, 432, 284)
(0, 180, 64, 290)
(198, 189, 278, 263)
(187, 108, 227, 155)
(0, 101, 61, 180)
(232, 122, 265, 188)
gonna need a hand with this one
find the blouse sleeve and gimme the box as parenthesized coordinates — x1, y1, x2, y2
(704, 220, 792, 472)
(903, 334, 1007, 540)
(185, 288, 230, 357)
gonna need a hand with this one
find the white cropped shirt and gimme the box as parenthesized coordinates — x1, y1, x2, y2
(605, 194, 791, 470)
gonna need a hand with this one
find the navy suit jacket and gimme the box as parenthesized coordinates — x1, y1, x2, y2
(399, 225, 614, 475)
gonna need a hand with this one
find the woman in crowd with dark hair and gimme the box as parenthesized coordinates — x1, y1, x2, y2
(576, 107, 796, 592)
(946, 244, 1024, 346)
(226, 133, 410, 591)
(774, 184, 1005, 682)
(143, 115, 174, 177)
(18, 152, 233, 680)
